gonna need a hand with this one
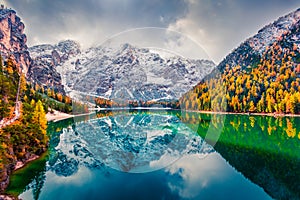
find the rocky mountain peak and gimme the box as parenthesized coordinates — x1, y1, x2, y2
(120, 43, 133, 51)
(0, 6, 31, 75)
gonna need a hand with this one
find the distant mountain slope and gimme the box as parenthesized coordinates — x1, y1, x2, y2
(181, 8, 300, 114)
(218, 8, 300, 72)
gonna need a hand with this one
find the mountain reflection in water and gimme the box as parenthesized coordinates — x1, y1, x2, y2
(6, 110, 300, 200)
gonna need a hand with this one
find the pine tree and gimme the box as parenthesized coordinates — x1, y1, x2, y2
(30, 99, 36, 107)
(0, 54, 3, 73)
(65, 96, 71, 104)
(32, 100, 47, 135)
(5, 57, 14, 74)
(249, 101, 256, 112)
(19, 73, 27, 97)
(47, 88, 51, 97)
(56, 93, 63, 102)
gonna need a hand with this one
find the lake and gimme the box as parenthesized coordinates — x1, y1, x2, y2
(5, 110, 300, 199)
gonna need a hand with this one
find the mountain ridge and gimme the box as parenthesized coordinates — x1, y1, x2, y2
(29, 41, 215, 102)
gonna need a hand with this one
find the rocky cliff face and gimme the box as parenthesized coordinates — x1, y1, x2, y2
(0, 7, 77, 94)
(28, 40, 81, 94)
(0, 7, 31, 75)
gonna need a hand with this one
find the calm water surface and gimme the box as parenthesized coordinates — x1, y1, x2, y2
(6, 110, 300, 199)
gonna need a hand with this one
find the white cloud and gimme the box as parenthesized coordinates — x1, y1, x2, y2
(166, 153, 228, 199)
(167, 18, 212, 59)
(167, 0, 300, 63)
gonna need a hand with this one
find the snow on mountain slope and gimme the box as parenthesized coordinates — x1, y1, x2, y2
(28, 40, 81, 93)
(56, 43, 215, 101)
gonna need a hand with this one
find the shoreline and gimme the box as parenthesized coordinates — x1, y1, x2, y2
(45, 109, 300, 123)
(0, 195, 15, 200)
(14, 155, 39, 171)
(183, 109, 300, 117)
(93, 107, 300, 118)
(46, 110, 97, 122)
(46, 110, 74, 122)
(2, 154, 42, 199)
(2, 153, 47, 199)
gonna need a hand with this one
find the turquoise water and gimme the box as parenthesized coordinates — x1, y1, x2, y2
(7, 110, 300, 199)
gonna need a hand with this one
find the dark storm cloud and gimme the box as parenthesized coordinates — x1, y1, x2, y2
(6, 0, 188, 47)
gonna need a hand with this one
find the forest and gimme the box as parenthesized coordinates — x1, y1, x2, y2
(180, 33, 300, 114)
(0, 55, 72, 191)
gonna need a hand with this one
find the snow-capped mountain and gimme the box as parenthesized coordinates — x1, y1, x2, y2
(29, 40, 81, 66)
(28, 40, 81, 93)
(29, 41, 214, 101)
(55, 43, 215, 101)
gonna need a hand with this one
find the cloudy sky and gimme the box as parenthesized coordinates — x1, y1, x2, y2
(4, 0, 300, 63)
